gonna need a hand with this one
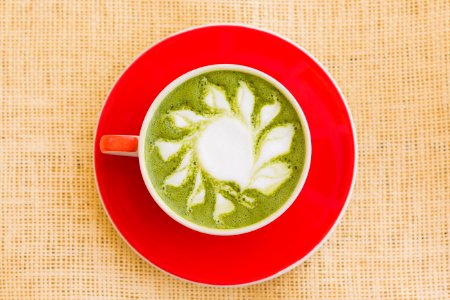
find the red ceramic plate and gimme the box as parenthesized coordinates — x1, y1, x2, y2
(94, 25, 356, 286)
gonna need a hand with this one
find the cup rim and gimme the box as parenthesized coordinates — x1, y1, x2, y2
(138, 64, 312, 236)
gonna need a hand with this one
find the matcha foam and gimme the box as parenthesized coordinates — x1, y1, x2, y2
(144, 70, 307, 230)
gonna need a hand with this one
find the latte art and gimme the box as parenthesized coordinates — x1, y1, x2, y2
(145, 71, 307, 229)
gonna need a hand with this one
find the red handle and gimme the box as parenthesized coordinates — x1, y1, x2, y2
(100, 135, 139, 157)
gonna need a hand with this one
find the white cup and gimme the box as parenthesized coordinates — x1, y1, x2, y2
(100, 64, 311, 235)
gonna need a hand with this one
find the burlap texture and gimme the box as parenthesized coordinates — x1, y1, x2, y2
(1, 0, 449, 299)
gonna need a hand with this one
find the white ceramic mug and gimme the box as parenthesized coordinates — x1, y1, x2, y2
(100, 64, 312, 235)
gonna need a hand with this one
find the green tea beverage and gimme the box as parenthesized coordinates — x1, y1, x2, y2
(144, 70, 307, 230)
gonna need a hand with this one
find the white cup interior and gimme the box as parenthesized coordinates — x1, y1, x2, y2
(138, 64, 311, 236)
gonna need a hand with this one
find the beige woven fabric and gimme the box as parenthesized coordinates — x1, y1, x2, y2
(1, 0, 449, 299)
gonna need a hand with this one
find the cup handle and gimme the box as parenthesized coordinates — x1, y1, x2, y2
(100, 135, 139, 157)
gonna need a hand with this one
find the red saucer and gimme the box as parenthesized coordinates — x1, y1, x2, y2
(94, 25, 356, 286)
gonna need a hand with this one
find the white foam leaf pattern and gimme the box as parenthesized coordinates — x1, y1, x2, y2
(213, 194, 235, 223)
(155, 141, 182, 161)
(187, 171, 205, 208)
(157, 79, 298, 224)
(171, 110, 206, 128)
(254, 124, 294, 170)
(248, 162, 291, 195)
(164, 151, 192, 187)
(259, 101, 280, 130)
(236, 81, 255, 126)
(204, 85, 231, 112)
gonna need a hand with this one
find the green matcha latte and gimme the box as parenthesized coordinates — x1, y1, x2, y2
(144, 70, 307, 230)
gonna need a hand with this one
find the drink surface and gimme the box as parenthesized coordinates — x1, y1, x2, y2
(144, 70, 307, 229)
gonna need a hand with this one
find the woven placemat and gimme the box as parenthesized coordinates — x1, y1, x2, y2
(1, 1, 449, 299)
